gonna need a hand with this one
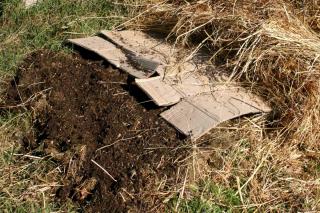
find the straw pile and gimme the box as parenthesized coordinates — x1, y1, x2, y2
(125, 0, 320, 148)
(120, 0, 320, 211)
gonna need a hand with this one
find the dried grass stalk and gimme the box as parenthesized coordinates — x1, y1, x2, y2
(126, 0, 320, 148)
(121, 0, 320, 210)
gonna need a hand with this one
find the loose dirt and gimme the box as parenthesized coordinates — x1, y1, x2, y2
(4, 50, 187, 212)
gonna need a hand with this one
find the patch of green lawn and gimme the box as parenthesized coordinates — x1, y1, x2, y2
(0, 0, 125, 76)
(168, 180, 244, 213)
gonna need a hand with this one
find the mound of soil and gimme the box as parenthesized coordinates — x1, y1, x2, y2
(4, 50, 187, 212)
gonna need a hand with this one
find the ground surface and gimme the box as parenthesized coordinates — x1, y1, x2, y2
(4, 50, 187, 212)
(1, 1, 320, 212)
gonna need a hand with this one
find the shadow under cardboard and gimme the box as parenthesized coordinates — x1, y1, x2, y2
(65, 42, 161, 111)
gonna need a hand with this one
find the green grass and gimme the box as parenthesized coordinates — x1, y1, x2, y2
(0, 0, 126, 76)
(0, 156, 75, 212)
(168, 180, 243, 213)
(0, 0, 127, 211)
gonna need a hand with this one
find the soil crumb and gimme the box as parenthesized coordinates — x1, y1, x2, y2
(4, 50, 187, 212)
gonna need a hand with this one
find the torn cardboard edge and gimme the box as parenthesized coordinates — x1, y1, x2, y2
(161, 91, 270, 140)
(67, 30, 272, 141)
(136, 73, 271, 140)
(135, 76, 181, 106)
(99, 30, 173, 77)
(67, 36, 152, 79)
(68, 31, 200, 78)
(68, 30, 180, 79)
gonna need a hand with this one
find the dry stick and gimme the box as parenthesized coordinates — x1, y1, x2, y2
(13, 154, 43, 160)
(236, 176, 244, 205)
(0, 87, 52, 109)
(237, 148, 271, 195)
(135, 100, 154, 106)
(80, 16, 126, 20)
(63, 32, 88, 35)
(14, 78, 24, 103)
(175, 167, 189, 211)
(234, 197, 280, 209)
(112, 2, 152, 7)
(91, 159, 117, 182)
(113, 92, 128, 96)
(96, 136, 138, 152)
(119, 192, 126, 202)
(121, 188, 134, 199)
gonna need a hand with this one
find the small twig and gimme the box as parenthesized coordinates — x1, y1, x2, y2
(175, 167, 189, 211)
(97, 81, 127, 85)
(135, 100, 154, 105)
(236, 176, 244, 205)
(13, 154, 43, 160)
(111, 2, 151, 7)
(128, 127, 159, 132)
(80, 16, 126, 20)
(91, 159, 117, 182)
(238, 148, 271, 194)
(119, 192, 126, 202)
(96, 136, 139, 152)
(113, 92, 128, 96)
(14, 79, 24, 103)
(63, 32, 88, 35)
(121, 188, 134, 199)
(0, 87, 52, 109)
(26, 81, 45, 88)
(233, 197, 280, 209)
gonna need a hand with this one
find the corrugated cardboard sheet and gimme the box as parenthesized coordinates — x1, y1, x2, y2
(136, 72, 213, 106)
(161, 86, 270, 140)
(100, 30, 173, 76)
(68, 31, 271, 141)
(68, 36, 152, 79)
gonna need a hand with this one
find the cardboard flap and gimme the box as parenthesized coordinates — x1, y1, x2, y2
(100, 30, 176, 76)
(136, 77, 181, 106)
(161, 88, 271, 140)
(68, 36, 150, 79)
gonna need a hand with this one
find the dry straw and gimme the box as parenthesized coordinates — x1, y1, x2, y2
(119, 0, 320, 210)
(124, 0, 320, 148)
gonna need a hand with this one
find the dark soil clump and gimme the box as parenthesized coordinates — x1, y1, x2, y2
(4, 50, 186, 212)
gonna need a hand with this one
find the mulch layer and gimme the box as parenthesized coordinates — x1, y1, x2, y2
(3, 50, 188, 212)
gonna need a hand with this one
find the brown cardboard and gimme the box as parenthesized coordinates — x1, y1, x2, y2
(68, 31, 271, 140)
(68, 36, 151, 79)
(161, 86, 271, 140)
